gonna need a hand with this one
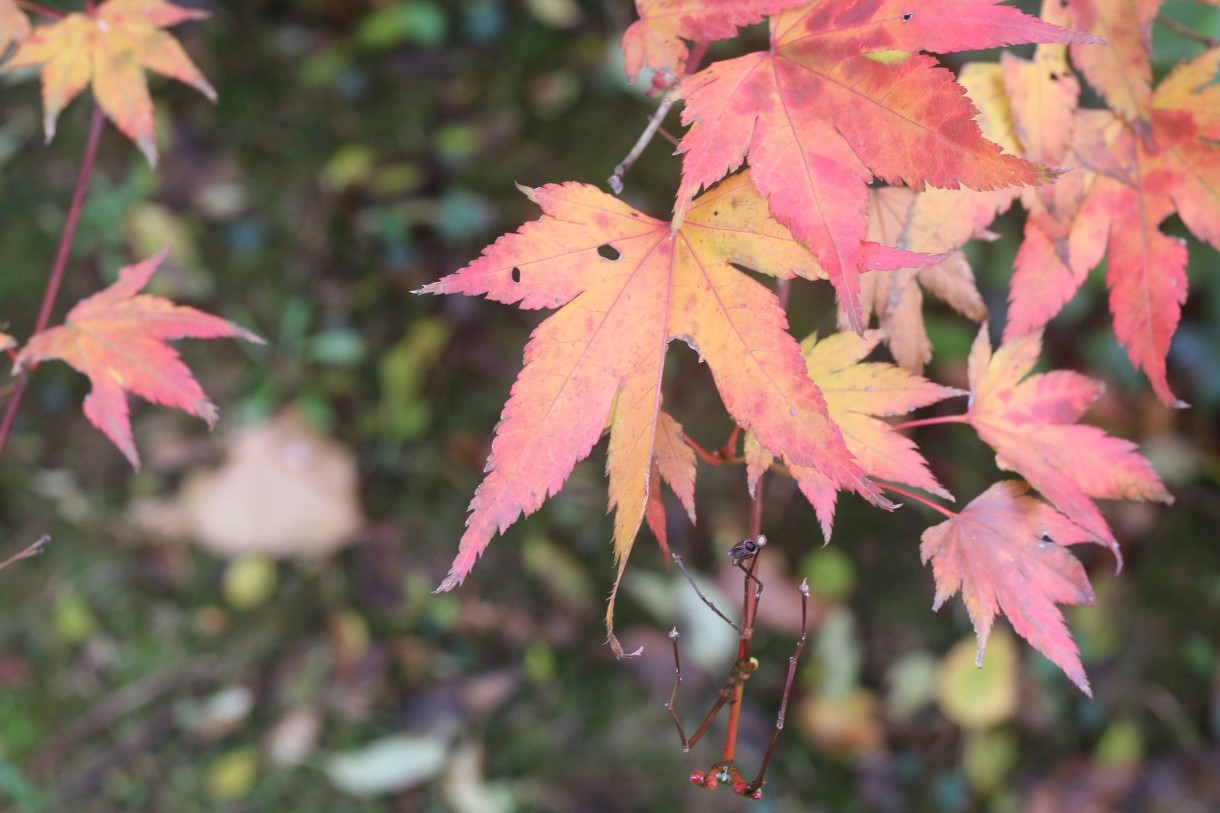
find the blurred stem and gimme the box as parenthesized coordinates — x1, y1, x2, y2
(0, 105, 106, 461)
(1156, 15, 1220, 47)
(892, 414, 968, 431)
(0, 535, 49, 573)
(18, 2, 63, 18)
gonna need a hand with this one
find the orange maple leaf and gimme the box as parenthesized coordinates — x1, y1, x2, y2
(673, 0, 1092, 330)
(606, 405, 696, 655)
(921, 479, 1102, 695)
(1061, 0, 1158, 122)
(1, 0, 215, 166)
(419, 174, 893, 605)
(12, 248, 263, 470)
(779, 330, 963, 538)
(621, 0, 807, 83)
(964, 327, 1171, 558)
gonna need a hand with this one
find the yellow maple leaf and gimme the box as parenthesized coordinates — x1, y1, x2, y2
(2, 0, 215, 166)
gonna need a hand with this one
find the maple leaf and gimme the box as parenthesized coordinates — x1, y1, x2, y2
(1061, 0, 1159, 122)
(419, 173, 892, 602)
(1065, 47, 1220, 406)
(621, 0, 807, 83)
(999, 40, 1100, 343)
(964, 327, 1171, 558)
(1, 0, 215, 166)
(768, 330, 961, 538)
(920, 479, 1103, 695)
(0, 0, 29, 53)
(901, 34, 1217, 407)
(12, 248, 264, 470)
(673, 0, 1092, 330)
(855, 187, 987, 371)
(896, 60, 1025, 255)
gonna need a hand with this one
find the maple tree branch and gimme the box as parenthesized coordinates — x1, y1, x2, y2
(17, 1, 63, 18)
(683, 431, 724, 465)
(891, 414, 969, 431)
(717, 425, 741, 460)
(608, 89, 676, 195)
(878, 482, 956, 519)
(0, 106, 106, 461)
(0, 535, 50, 574)
(35, 106, 105, 335)
(1156, 14, 1220, 48)
(684, 430, 746, 467)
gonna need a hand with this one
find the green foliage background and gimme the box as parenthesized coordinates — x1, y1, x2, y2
(0, 1, 1218, 810)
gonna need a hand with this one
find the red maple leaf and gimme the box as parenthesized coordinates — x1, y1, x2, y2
(1066, 47, 1220, 406)
(673, 0, 1093, 330)
(921, 479, 1102, 695)
(900, 27, 1219, 406)
(418, 174, 893, 605)
(964, 326, 1172, 557)
(12, 248, 263, 469)
(621, 0, 807, 83)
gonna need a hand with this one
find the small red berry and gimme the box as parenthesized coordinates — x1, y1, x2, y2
(702, 774, 719, 790)
(733, 780, 749, 796)
(689, 771, 705, 786)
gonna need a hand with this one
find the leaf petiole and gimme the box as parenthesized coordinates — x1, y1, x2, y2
(891, 413, 969, 432)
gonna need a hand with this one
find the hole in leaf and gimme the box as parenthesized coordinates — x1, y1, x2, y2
(901, 12, 914, 21)
(511, 267, 521, 283)
(598, 244, 622, 261)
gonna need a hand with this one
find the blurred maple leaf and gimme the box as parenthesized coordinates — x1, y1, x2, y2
(853, 187, 987, 371)
(0, 0, 29, 53)
(1, 0, 215, 166)
(13, 248, 263, 470)
(418, 174, 899, 637)
(921, 479, 1102, 695)
(964, 327, 1172, 558)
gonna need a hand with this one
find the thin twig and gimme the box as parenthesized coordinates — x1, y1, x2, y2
(1156, 14, 1220, 48)
(0, 535, 49, 573)
(672, 553, 742, 634)
(0, 106, 106, 460)
(608, 90, 676, 195)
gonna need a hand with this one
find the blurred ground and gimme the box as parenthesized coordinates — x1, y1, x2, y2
(0, 1, 1218, 811)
